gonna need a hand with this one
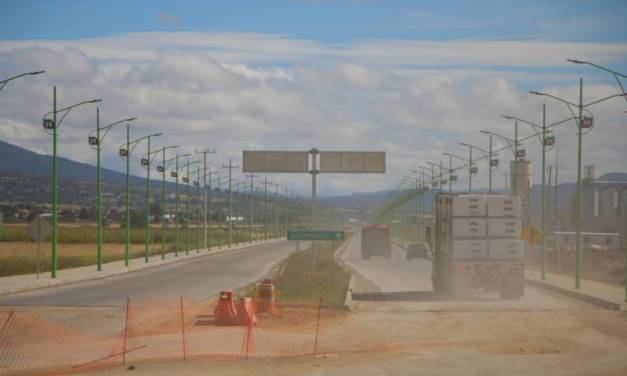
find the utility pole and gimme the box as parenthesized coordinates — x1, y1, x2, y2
(222, 159, 240, 247)
(196, 149, 215, 250)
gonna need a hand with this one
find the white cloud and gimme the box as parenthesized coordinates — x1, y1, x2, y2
(0, 32, 626, 196)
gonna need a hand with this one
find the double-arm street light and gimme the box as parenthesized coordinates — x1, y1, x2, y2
(88, 113, 137, 271)
(502, 109, 574, 280)
(42, 89, 101, 278)
(0, 70, 44, 91)
(531, 75, 627, 289)
(119, 132, 161, 266)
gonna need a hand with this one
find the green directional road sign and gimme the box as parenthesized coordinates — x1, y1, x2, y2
(287, 230, 345, 241)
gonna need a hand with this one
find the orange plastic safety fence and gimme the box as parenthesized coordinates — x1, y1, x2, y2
(0, 297, 381, 374)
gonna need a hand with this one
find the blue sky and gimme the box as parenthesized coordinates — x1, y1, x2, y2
(2, 0, 626, 43)
(1, 1, 626, 195)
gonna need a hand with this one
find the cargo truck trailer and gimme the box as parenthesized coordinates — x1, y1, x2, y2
(431, 193, 525, 299)
(361, 224, 392, 259)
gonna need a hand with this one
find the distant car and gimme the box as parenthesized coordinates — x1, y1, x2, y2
(406, 242, 430, 260)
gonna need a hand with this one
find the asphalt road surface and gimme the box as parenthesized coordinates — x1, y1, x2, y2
(340, 234, 597, 310)
(0, 240, 304, 306)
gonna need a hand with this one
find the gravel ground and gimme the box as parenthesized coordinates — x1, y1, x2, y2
(3, 299, 624, 376)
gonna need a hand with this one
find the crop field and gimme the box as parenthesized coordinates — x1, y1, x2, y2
(0, 223, 274, 277)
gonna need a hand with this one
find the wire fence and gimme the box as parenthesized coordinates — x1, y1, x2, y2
(526, 246, 625, 286)
(0, 296, 373, 375)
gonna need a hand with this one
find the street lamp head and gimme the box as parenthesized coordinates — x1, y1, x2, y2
(151, 132, 163, 137)
(459, 142, 469, 147)
(479, 130, 490, 135)
(529, 90, 544, 96)
(89, 99, 103, 103)
(29, 70, 45, 75)
(126, 117, 138, 122)
(567, 58, 585, 64)
(501, 115, 514, 120)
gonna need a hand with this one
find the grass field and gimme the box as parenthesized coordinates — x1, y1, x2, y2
(0, 224, 276, 277)
(245, 240, 350, 307)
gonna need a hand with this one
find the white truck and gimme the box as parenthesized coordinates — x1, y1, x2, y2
(431, 193, 525, 299)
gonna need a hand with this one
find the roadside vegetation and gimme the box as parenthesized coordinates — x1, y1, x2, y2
(246, 240, 351, 308)
(0, 224, 272, 277)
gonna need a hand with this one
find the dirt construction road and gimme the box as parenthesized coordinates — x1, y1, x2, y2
(69, 235, 627, 376)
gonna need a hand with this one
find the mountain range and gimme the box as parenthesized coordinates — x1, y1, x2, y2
(1, 139, 625, 212)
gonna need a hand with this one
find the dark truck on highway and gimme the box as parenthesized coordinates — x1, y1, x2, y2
(431, 193, 525, 299)
(361, 224, 392, 259)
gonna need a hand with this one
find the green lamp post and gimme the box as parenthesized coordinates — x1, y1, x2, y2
(118, 132, 161, 266)
(531, 79, 626, 289)
(42, 90, 101, 278)
(88, 114, 137, 271)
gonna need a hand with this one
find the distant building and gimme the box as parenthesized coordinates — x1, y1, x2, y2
(554, 231, 621, 251)
(581, 166, 627, 238)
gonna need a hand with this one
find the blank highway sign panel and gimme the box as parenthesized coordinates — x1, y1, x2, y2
(242, 150, 309, 173)
(319, 151, 385, 173)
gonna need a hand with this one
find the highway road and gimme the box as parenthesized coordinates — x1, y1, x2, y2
(0, 240, 304, 306)
(339, 234, 597, 310)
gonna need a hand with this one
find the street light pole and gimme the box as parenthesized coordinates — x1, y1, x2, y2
(156, 146, 178, 260)
(531, 79, 627, 289)
(163, 153, 189, 258)
(245, 174, 259, 243)
(42, 88, 101, 278)
(502, 109, 575, 281)
(141, 137, 165, 263)
(568, 58, 627, 299)
(89, 113, 137, 271)
(222, 159, 240, 247)
(196, 149, 215, 250)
